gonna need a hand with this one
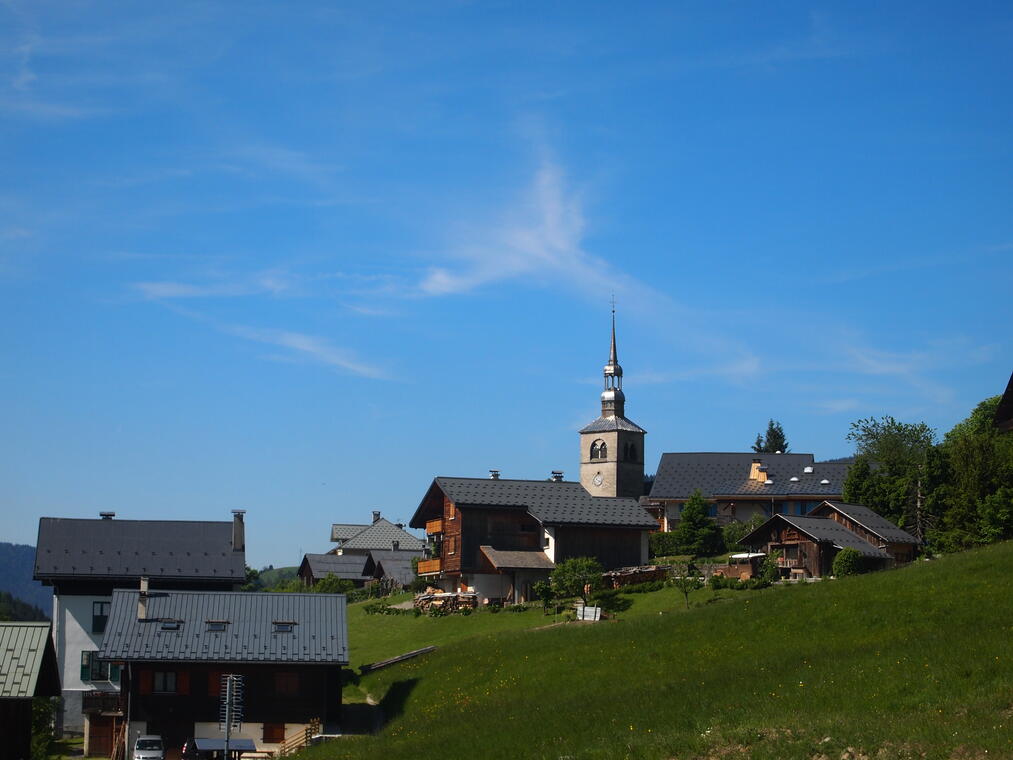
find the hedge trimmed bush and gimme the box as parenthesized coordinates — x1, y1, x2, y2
(833, 547, 864, 577)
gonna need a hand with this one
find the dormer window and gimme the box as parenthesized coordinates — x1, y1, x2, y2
(206, 620, 229, 632)
(273, 621, 295, 633)
(160, 620, 181, 631)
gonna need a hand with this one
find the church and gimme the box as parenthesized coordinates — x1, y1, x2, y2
(408, 311, 656, 603)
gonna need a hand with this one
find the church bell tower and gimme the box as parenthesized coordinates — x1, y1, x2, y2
(579, 308, 646, 499)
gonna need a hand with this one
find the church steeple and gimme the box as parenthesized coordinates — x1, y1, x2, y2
(601, 306, 625, 417)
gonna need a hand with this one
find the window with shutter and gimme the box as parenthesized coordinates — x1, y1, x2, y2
(262, 724, 285, 744)
(138, 670, 153, 695)
(177, 671, 190, 695)
(207, 670, 221, 697)
(80, 651, 91, 682)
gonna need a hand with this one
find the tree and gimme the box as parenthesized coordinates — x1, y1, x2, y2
(670, 562, 702, 609)
(532, 580, 555, 614)
(844, 415, 937, 541)
(673, 490, 724, 556)
(752, 419, 789, 453)
(722, 514, 767, 553)
(550, 557, 604, 606)
(832, 547, 863, 577)
(313, 574, 354, 594)
(240, 565, 263, 592)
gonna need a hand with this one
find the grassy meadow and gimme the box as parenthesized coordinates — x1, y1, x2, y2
(315, 542, 1013, 759)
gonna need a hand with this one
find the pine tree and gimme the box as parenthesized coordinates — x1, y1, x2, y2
(752, 419, 789, 453)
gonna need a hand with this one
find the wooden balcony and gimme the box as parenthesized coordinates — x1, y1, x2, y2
(417, 558, 443, 575)
(425, 518, 445, 535)
(778, 557, 800, 568)
(83, 691, 124, 715)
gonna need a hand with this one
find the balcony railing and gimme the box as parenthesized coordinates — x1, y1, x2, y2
(777, 557, 800, 568)
(83, 691, 124, 715)
(417, 558, 443, 575)
(425, 518, 445, 535)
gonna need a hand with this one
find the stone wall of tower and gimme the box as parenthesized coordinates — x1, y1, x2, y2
(580, 430, 645, 499)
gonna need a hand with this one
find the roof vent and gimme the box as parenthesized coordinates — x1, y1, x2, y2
(775, 450, 782, 454)
(489, 469, 500, 480)
(803, 466, 814, 474)
(790, 476, 799, 482)
(764, 479, 774, 485)
(550, 470, 564, 482)
(820, 479, 830, 485)
(99, 512, 115, 520)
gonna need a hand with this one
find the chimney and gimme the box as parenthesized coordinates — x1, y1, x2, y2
(99, 512, 115, 520)
(489, 469, 500, 480)
(231, 510, 245, 552)
(749, 459, 763, 481)
(550, 470, 564, 482)
(372, 510, 381, 524)
(138, 576, 149, 620)
(392, 540, 400, 552)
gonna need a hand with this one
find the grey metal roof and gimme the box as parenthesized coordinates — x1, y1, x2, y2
(480, 546, 555, 571)
(0, 622, 61, 699)
(99, 590, 348, 665)
(579, 415, 647, 434)
(741, 515, 890, 559)
(34, 517, 245, 582)
(814, 501, 921, 545)
(338, 519, 425, 552)
(299, 554, 370, 582)
(430, 477, 657, 529)
(649, 453, 849, 499)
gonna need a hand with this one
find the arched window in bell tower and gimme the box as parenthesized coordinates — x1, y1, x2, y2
(590, 440, 607, 460)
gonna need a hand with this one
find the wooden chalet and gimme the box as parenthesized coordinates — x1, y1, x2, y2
(642, 453, 850, 530)
(739, 501, 919, 579)
(99, 589, 348, 760)
(409, 475, 656, 603)
(0, 622, 61, 760)
(297, 553, 371, 587)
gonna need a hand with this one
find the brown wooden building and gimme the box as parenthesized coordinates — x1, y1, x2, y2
(738, 500, 918, 579)
(0, 622, 61, 760)
(409, 475, 656, 603)
(99, 589, 348, 760)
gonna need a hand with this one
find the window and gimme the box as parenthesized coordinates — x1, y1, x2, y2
(153, 671, 177, 693)
(80, 651, 110, 682)
(626, 443, 637, 462)
(273, 622, 295, 633)
(707, 504, 717, 517)
(275, 672, 298, 696)
(92, 601, 110, 634)
(160, 620, 180, 631)
(263, 724, 286, 744)
(590, 439, 607, 460)
(206, 621, 228, 632)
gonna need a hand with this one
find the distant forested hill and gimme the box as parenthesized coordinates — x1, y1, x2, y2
(0, 542, 52, 614)
(0, 591, 48, 621)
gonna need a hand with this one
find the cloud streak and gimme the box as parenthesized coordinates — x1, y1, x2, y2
(223, 324, 388, 380)
(132, 271, 295, 300)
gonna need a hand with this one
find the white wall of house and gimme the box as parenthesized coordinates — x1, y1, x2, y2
(462, 573, 511, 603)
(542, 527, 556, 562)
(54, 593, 119, 733)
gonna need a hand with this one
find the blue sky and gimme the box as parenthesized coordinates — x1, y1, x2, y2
(2, 1, 1010, 569)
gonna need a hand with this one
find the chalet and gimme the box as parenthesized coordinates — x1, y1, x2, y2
(362, 550, 422, 588)
(644, 453, 850, 530)
(33, 511, 246, 747)
(409, 475, 656, 604)
(739, 501, 919, 579)
(297, 554, 371, 588)
(327, 512, 425, 556)
(0, 622, 61, 760)
(99, 589, 348, 760)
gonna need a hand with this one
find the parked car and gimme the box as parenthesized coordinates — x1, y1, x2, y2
(133, 736, 165, 760)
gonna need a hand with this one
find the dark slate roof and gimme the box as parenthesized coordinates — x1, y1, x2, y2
(99, 590, 348, 665)
(480, 546, 555, 570)
(34, 518, 245, 582)
(0, 622, 61, 698)
(995, 371, 1013, 433)
(814, 501, 920, 545)
(741, 515, 890, 559)
(428, 477, 657, 529)
(366, 551, 420, 586)
(579, 415, 647, 434)
(338, 519, 425, 552)
(299, 554, 370, 582)
(649, 453, 849, 499)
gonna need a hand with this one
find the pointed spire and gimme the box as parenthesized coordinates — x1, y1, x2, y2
(609, 295, 618, 366)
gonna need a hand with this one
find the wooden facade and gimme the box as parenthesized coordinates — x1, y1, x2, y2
(553, 526, 644, 569)
(817, 509, 917, 564)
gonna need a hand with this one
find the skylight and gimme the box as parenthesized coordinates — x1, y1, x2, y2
(803, 466, 814, 474)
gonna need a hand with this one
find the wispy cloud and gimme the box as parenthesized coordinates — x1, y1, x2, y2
(132, 271, 295, 300)
(813, 398, 863, 415)
(633, 355, 763, 384)
(223, 324, 388, 379)
(229, 143, 341, 188)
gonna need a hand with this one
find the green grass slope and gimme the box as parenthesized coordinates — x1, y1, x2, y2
(309, 542, 1013, 760)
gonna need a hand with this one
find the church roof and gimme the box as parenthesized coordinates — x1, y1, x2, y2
(579, 415, 647, 434)
(649, 453, 849, 500)
(421, 477, 656, 529)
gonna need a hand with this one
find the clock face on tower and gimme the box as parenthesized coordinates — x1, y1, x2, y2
(593, 472, 603, 487)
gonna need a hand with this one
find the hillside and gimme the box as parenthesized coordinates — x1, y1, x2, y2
(0, 542, 51, 613)
(308, 543, 1013, 760)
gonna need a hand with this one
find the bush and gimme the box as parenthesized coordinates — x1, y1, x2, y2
(758, 550, 782, 584)
(708, 574, 726, 591)
(506, 604, 528, 613)
(617, 580, 667, 594)
(833, 547, 864, 577)
(532, 580, 555, 613)
(460, 607, 473, 616)
(649, 532, 682, 558)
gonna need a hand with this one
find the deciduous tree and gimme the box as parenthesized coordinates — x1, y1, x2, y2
(550, 557, 604, 606)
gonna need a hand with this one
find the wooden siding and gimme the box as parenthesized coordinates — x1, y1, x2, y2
(425, 517, 444, 535)
(553, 526, 643, 569)
(442, 496, 463, 575)
(459, 508, 541, 572)
(416, 558, 442, 575)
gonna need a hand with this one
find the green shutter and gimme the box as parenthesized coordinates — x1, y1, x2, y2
(80, 651, 91, 681)
(110, 664, 121, 683)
